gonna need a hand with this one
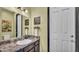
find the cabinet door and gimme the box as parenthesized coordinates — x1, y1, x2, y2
(35, 41, 39, 52)
(35, 45, 39, 52)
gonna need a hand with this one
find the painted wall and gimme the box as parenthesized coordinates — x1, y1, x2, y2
(0, 8, 16, 40)
(22, 8, 31, 35)
(0, 8, 29, 40)
(30, 7, 48, 52)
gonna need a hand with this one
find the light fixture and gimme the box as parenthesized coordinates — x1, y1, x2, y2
(25, 9, 28, 13)
(17, 7, 28, 13)
(17, 7, 21, 10)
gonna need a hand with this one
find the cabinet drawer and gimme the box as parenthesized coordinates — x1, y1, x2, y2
(35, 45, 39, 52)
(35, 41, 39, 45)
(29, 48, 34, 52)
(24, 43, 34, 52)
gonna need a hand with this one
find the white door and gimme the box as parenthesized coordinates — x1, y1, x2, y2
(49, 7, 75, 52)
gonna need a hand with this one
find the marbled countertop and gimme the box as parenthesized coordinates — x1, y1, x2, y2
(0, 38, 39, 52)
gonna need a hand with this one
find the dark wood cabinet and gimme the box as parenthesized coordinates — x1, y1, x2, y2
(23, 40, 39, 52)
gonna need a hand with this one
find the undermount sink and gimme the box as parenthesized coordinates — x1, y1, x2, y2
(16, 39, 32, 45)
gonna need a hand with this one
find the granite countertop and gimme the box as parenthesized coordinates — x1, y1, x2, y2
(0, 37, 39, 52)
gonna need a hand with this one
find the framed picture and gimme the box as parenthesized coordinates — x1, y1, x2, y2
(34, 16, 40, 25)
(2, 20, 12, 32)
(25, 19, 29, 26)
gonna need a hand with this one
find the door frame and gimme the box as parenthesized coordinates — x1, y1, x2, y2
(75, 7, 79, 52)
(48, 7, 50, 52)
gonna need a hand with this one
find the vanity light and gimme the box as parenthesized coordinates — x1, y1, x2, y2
(25, 9, 28, 13)
(17, 7, 28, 13)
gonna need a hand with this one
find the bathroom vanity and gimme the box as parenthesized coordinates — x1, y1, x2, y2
(16, 38, 39, 52)
(0, 36, 40, 52)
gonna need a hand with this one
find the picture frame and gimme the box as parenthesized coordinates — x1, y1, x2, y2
(2, 20, 12, 32)
(34, 16, 40, 25)
(25, 19, 29, 26)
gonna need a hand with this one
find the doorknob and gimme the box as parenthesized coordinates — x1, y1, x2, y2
(70, 35, 74, 38)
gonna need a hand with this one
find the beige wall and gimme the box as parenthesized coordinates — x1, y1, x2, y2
(30, 7, 48, 52)
(22, 8, 31, 35)
(0, 8, 29, 39)
(0, 8, 16, 39)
